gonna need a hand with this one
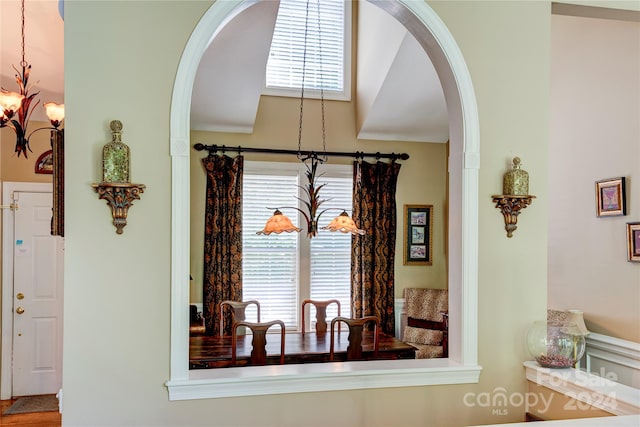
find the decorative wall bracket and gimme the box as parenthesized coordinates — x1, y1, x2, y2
(92, 183, 146, 234)
(491, 195, 535, 238)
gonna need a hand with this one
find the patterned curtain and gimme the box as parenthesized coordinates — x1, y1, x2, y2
(202, 155, 244, 336)
(351, 160, 401, 335)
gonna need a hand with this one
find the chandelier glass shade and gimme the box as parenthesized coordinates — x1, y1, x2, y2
(322, 211, 366, 235)
(256, 0, 362, 239)
(0, 0, 64, 158)
(256, 209, 302, 236)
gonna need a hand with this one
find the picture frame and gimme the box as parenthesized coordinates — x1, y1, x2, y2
(403, 204, 433, 265)
(595, 177, 626, 217)
(51, 130, 64, 237)
(34, 149, 53, 174)
(627, 222, 640, 262)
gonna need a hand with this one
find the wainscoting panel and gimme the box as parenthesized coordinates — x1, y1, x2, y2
(580, 332, 640, 389)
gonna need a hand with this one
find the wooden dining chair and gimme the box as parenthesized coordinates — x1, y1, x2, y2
(329, 316, 379, 361)
(219, 300, 261, 337)
(301, 299, 341, 336)
(231, 320, 285, 366)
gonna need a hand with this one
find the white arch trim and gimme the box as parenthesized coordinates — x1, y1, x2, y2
(166, 0, 481, 400)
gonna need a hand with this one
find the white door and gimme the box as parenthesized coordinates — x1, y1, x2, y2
(11, 191, 63, 396)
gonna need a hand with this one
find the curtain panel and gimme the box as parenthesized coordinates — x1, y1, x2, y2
(202, 155, 244, 336)
(351, 160, 401, 335)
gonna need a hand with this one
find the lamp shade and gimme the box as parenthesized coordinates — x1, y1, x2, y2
(256, 210, 301, 235)
(566, 309, 590, 336)
(44, 102, 65, 127)
(322, 211, 365, 235)
(0, 91, 24, 114)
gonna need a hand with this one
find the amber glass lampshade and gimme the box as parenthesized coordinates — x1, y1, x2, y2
(256, 209, 302, 235)
(44, 102, 65, 128)
(322, 211, 365, 235)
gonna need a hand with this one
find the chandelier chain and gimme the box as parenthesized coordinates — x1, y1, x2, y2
(298, 0, 327, 162)
(297, 0, 310, 158)
(316, 0, 327, 160)
(20, 0, 27, 68)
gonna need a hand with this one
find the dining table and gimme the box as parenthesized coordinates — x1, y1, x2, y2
(189, 330, 416, 369)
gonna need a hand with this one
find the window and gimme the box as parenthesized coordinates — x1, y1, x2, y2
(242, 161, 352, 330)
(264, 0, 351, 100)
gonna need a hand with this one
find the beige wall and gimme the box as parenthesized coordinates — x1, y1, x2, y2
(548, 14, 640, 342)
(189, 97, 449, 304)
(1, 122, 54, 183)
(62, 1, 550, 425)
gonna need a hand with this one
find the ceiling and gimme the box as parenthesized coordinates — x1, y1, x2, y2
(1, 0, 449, 142)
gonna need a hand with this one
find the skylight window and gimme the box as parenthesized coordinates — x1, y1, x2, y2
(265, 0, 351, 100)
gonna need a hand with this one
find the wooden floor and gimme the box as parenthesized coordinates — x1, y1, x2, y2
(0, 398, 61, 427)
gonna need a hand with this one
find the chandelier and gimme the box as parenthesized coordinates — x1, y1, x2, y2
(0, 0, 64, 158)
(257, 0, 363, 239)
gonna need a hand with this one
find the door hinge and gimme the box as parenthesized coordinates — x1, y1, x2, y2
(0, 203, 18, 211)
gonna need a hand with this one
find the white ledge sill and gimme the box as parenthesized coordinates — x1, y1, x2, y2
(524, 360, 640, 416)
(166, 358, 482, 400)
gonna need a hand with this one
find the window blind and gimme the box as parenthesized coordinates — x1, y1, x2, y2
(309, 176, 352, 321)
(266, 0, 345, 93)
(242, 163, 352, 330)
(243, 173, 299, 328)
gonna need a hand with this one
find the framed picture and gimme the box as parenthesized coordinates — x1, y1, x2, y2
(403, 204, 433, 265)
(51, 130, 64, 237)
(595, 177, 626, 217)
(34, 149, 53, 174)
(627, 222, 640, 262)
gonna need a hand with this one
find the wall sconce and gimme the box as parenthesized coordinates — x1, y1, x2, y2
(492, 157, 535, 237)
(91, 120, 145, 234)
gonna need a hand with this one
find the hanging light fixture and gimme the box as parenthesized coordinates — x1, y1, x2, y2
(0, 0, 64, 158)
(257, 0, 363, 239)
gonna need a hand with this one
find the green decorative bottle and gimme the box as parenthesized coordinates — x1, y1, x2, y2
(102, 120, 130, 183)
(503, 157, 529, 195)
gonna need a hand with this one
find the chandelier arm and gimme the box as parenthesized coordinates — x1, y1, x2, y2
(266, 206, 311, 226)
(26, 126, 58, 142)
(315, 207, 346, 223)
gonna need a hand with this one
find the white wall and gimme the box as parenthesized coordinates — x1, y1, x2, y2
(548, 13, 640, 342)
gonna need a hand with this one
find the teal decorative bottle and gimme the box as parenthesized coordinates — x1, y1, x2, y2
(102, 120, 130, 183)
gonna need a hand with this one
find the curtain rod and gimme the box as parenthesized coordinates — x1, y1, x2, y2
(193, 143, 409, 161)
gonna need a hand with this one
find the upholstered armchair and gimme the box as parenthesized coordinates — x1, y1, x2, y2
(402, 288, 448, 358)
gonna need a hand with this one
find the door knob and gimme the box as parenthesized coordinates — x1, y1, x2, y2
(15, 306, 24, 315)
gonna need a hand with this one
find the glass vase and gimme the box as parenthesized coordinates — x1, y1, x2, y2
(526, 321, 586, 368)
(102, 120, 130, 183)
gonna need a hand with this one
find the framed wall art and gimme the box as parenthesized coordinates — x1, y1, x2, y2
(34, 149, 53, 174)
(403, 204, 433, 266)
(51, 129, 64, 237)
(595, 177, 626, 217)
(627, 222, 640, 262)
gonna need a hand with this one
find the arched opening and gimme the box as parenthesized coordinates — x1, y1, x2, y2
(167, 0, 480, 399)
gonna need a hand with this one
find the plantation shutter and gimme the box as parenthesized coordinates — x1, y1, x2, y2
(266, 0, 345, 92)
